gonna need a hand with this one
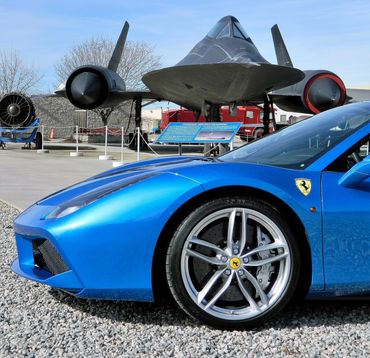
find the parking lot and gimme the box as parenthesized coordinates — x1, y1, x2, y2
(0, 142, 156, 209)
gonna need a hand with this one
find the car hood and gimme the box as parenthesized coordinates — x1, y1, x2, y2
(36, 155, 294, 207)
(37, 156, 210, 206)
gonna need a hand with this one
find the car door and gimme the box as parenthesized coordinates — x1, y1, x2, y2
(321, 138, 370, 294)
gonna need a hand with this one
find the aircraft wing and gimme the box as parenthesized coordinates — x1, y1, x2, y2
(142, 63, 304, 110)
(57, 62, 303, 110)
(346, 88, 370, 103)
(55, 83, 162, 103)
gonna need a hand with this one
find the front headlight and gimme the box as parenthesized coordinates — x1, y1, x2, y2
(46, 172, 157, 219)
(47, 205, 82, 219)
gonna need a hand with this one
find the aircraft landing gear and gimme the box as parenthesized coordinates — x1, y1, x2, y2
(129, 98, 148, 150)
(203, 104, 229, 156)
(263, 94, 277, 136)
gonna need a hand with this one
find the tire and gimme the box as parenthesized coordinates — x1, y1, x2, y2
(253, 128, 264, 140)
(166, 196, 301, 329)
(35, 132, 42, 150)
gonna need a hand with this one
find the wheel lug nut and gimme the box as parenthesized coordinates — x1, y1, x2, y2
(225, 269, 231, 276)
(233, 248, 239, 255)
(243, 257, 249, 264)
(221, 256, 228, 263)
(238, 270, 244, 276)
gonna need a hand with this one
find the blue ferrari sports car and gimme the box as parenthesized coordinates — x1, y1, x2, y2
(12, 102, 370, 329)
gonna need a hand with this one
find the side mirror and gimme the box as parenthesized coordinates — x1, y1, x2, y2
(339, 155, 370, 188)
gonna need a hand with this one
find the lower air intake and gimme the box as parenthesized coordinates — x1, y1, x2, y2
(33, 239, 69, 275)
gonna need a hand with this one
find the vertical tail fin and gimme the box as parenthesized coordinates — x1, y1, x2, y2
(108, 21, 129, 72)
(271, 24, 293, 68)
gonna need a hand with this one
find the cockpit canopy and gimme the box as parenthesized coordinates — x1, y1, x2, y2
(207, 16, 253, 44)
(175, 15, 268, 66)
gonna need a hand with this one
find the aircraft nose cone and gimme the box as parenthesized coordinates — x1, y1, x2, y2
(307, 77, 342, 110)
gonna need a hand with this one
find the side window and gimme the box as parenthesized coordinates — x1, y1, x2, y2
(246, 111, 254, 119)
(326, 136, 370, 172)
(355, 140, 370, 159)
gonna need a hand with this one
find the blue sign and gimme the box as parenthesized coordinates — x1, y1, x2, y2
(157, 122, 242, 144)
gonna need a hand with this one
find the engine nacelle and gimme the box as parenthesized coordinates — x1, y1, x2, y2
(0, 93, 36, 128)
(65, 65, 126, 110)
(272, 70, 347, 114)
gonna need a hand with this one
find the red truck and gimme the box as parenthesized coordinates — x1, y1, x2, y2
(160, 106, 273, 140)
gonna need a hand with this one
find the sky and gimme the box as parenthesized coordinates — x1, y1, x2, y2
(0, 0, 370, 94)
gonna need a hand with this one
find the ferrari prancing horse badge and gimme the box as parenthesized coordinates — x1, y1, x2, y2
(295, 178, 312, 196)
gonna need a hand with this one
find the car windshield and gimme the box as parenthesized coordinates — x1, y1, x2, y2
(220, 102, 370, 169)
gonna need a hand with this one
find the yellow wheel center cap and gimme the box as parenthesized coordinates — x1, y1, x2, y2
(229, 257, 241, 270)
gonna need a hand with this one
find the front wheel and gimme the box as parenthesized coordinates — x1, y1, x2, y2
(166, 197, 301, 329)
(35, 132, 42, 149)
(253, 128, 264, 140)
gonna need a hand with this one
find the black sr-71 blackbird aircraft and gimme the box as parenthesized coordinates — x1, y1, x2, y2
(55, 15, 304, 129)
(55, 15, 369, 131)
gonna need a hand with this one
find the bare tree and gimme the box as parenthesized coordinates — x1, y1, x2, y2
(55, 37, 161, 90)
(55, 38, 111, 86)
(55, 37, 161, 125)
(118, 41, 162, 90)
(55, 37, 162, 126)
(0, 50, 42, 95)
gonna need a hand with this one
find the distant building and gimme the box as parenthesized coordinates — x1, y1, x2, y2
(142, 108, 162, 133)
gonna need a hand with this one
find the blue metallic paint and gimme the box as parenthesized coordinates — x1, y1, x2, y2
(322, 171, 370, 294)
(13, 172, 204, 301)
(12, 158, 325, 299)
(338, 156, 370, 187)
(11, 118, 370, 301)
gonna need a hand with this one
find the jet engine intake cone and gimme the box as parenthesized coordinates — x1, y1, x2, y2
(7, 104, 21, 116)
(66, 68, 108, 110)
(0, 93, 36, 128)
(304, 73, 346, 113)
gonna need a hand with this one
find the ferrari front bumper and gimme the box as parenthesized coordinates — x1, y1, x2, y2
(11, 172, 204, 302)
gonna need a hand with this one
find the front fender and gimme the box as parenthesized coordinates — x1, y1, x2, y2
(173, 162, 324, 290)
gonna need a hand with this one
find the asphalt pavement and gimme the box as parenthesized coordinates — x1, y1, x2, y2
(0, 142, 156, 209)
(0, 136, 243, 210)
